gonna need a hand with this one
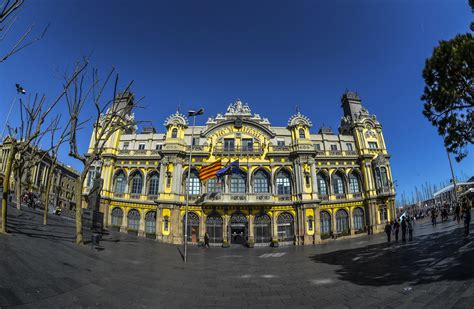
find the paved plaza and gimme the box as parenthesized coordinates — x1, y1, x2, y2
(1, 206, 473, 308)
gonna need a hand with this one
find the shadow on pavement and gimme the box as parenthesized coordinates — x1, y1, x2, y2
(310, 226, 474, 287)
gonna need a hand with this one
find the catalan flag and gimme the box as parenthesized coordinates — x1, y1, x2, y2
(198, 160, 222, 181)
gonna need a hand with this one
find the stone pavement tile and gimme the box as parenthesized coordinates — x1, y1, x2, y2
(451, 297, 474, 309)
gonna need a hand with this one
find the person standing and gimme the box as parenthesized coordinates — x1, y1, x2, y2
(204, 232, 210, 248)
(431, 208, 437, 227)
(401, 217, 407, 242)
(407, 217, 414, 241)
(393, 219, 400, 242)
(454, 204, 461, 224)
(385, 221, 392, 243)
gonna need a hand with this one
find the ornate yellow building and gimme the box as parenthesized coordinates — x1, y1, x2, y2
(86, 91, 396, 246)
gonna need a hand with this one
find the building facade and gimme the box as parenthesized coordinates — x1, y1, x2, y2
(0, 138, 80, 211)
(87, 91, 396, 246)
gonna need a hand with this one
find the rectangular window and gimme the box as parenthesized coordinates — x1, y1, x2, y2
(242, 138, 253, 151)
(346, 143, 353, 151)
(224, 139, 235, 151)
(330, 144, 338, 151)
(207, 178, 223, 193)
(277, 140, 285, 147)
(138, 143, 145, 150)
(155, 144, 162, 150)
(315, 144, 321, 151)
(369, 142, 378, 149)
(192, 137, 199, 146)
(123, 142, 129, 150)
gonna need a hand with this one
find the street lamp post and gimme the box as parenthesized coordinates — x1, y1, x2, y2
(184, 108, 204, 263)
(1, 84, 26, 141)
(446, 149, 458, 207)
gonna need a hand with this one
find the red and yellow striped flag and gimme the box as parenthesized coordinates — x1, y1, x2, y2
(199, 160, 222, 181)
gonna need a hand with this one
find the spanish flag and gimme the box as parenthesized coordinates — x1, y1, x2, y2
(199, 160, 222, 181)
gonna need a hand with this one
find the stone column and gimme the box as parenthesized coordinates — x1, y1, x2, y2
(331, 209, 337, 237)
(200, 211, 206, 241)
(310, 161, 318, 195)
(349, 207, 355, 235)
(106, 204, 112, 228)
(223, 214, 229, 243)
(272, 211, 278, 241)
(156, 207, 163, 240)
(138, 209, 146, 237)
(313, 206, 321, 243)
(248, 214, 254, 243)
(171, 207, 181, 244)
(158, 163, 166, 194)
(120, 209, 128, 233)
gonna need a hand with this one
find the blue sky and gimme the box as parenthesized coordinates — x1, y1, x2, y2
(0, 0, 472, 202)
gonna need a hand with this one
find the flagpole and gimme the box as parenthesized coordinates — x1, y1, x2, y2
(184, 108, 203, 263)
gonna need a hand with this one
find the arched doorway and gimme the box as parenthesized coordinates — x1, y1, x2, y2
(183, 212, 200, 243)
(145, 211, 156, 237)
(206, 214, 223, 244)
(111, 207, 123, 228)
(230, 212, 247, 245)
(254, 214, 271, 244)
(277, 212, 294, 241)
(127, 209, 140, 234)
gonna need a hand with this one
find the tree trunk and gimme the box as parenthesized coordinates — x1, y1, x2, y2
(43, 163, 55, 225)
(1, 148, 15, 233)
(14, 168, 21, 210)
(75, 171, 87, 244)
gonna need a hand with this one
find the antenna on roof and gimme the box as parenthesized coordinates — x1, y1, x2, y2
(295, 105, 300, 114)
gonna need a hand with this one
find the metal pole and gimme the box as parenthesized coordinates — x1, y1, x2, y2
(446, 149, 458, 207)
(184, 115, 196, 263)
(1, 94, 19, 141)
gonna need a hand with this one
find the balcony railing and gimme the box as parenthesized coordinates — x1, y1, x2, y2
(352, 192, 362, 198)
(272, 145, 291, 152)
(319, 194, 329, 201)
(212, 145, 263, 157)
(335, 193, 346, 200)
(185, 145, 206, 152)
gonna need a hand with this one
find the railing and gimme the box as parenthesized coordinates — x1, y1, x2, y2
(212, 145, 263, 157)
(329, 150, 343, 156)
(335, 194, 346, 200)
(277, 195, 292, 201)
(130, 193, 142, 200)
(377, 187, 392, 196)
(352, 192, 362, 198)
(147, 195, 158, 201)
(118, 150, 130, 155)
(345, 150, 358, 156)
(186, 145, 206, 152)
(319, 194, 329, 201)
(114, 193, 125, 198)
(135, 149, 147, 155)
(272, 146, 291, 152)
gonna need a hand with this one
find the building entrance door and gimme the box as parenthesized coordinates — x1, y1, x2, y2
(230, 227, 246, 244)
(230, 212, 248, 245)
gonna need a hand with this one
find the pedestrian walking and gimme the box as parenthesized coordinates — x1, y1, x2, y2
(407, 217, 413, 241)
(393, 219, 400, 242)
(385, 221, 392, 243)
(401, 217, 407, 242)
(454, 204, 461, 224)
(204, 232, 210, 248)
(431, 208, 437, 227)
(462, 199, 471, 237)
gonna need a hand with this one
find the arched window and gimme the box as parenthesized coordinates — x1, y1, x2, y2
(171, 128, 178, 138)
(183, 212, 200, 242)
(353, 207, 365, 230)
(145, 211, 156, 236)
(111, 207, 123, 227)
(206, 214, 223, 243)
(349, 173, 361, 193)
(375, 167, 382, 188)
(130, 171, 143, 195)
(253, 170, 269, 193)
(276, 170, 291, 195)
(317, 172, 328, 195)
(381, 167, 389, 187)
(332, 172, 345, 195)
(299, 128, 305, 139)
(336, 209, 349, 234)
(127, 209, 140, 231)
(114, 171, 126, 193)
(230, 171, 246, 193)
(185, 170, 201, 195)
(148, 173, 159, 195)
(254, 214, 271, 243)
(277, 212, 294, 241)
(207, 177, 222, 193)
(320, 211, 331, 235)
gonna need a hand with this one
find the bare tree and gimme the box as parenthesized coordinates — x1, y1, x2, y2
(65, 63, 142, 244)
(0, 0, 49, 64)
(0, 62, 87, 234)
